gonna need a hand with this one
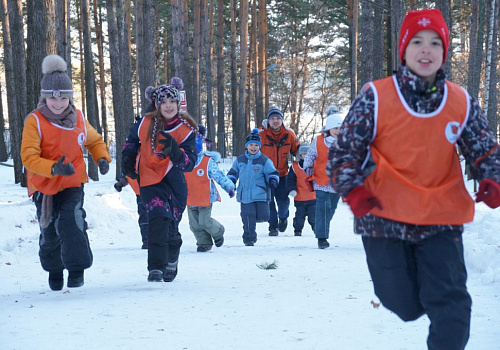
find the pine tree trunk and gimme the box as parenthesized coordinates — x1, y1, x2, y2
(257, 0, 266, 125)
(230, 0, 238, 156)
(192, 0, 202, 122)
(237, 0, 249, 153)
(216, 0, 225, 156)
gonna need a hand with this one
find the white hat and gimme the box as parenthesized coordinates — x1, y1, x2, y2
(323, 105, 343, 130)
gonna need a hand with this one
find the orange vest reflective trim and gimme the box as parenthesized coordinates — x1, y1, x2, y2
(185, 155, 219, 207)
(364, 77, 474, 225)
(311, 134, 330, 186)
(138, 117, 192, 187)
(28, 109, 87, 195)
(292, 161, 316, 201)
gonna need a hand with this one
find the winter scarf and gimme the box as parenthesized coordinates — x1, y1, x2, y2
(37, 98, 77, 128)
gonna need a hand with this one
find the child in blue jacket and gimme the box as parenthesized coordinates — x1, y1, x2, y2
(185, 125, 236, 252)
(228, 129, 279, 246)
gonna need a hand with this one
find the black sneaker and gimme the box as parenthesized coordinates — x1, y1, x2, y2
(141, 242, 148, 249)
(269, 228, 278, 236)
(147, 269, 164, 282)
(163, 261, 178, 282)
(48, 271, 64, 291)
(294, 230, 302, 236)
(318, 238, 330, 249)
(67, 271, 84, 288)
(244, 241, 255, 246)
(278, 219, 288, 232)
(214, 236, 224, 247)
(197, 245, 212, 252)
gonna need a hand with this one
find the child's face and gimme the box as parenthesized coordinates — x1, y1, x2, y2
(403, 29, 444, 85)
(328, 127, 340, 138)
(247, 143, 260, 155)
(46, 96, 70, 115)
(160, 97, 179, 121)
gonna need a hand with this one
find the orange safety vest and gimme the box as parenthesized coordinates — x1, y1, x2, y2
(185, 155, 220, 207)
(364, 76, 474, 225)
(138, 117, 192, 187)
(27, 109, 87, 196)
(311, 134, 330, 186)
(292, 161, 316, 201)
(127, 177, 140, 195)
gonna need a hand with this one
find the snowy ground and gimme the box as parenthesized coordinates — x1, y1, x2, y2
(1, 159, 499, 350)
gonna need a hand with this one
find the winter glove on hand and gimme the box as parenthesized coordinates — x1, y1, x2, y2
(346, 186, 383, 218)
(305, 167, 314, 176)
(121, 155, 138, 179)
(475, 179, 500, 209)
(289, 190, 297, 197)
(51, 155, 75, 176)
(98, 158, 109, 175)
(114, 176, 129, 192)
(228, 189, 235, 198)
(269, 178, 279, 189)
(159, 131, 182, 162)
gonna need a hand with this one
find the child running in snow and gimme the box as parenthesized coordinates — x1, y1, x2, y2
(121, 78, 198, 283)
(228, 129, 280, 246)
(21, 55, 111, 291)
(328, 9, 500, 350)
(303, 106, 343, 249)
(185, 125, 236, 252)
(286, 142, 316, 236)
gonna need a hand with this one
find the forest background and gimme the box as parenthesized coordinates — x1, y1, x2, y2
(0, 0, 499, 185)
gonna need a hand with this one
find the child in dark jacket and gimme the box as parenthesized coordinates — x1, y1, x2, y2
(328, 9, 500, 350)
(121, 77, 198, 283)
(228, 129, 280, 246)
(286, 142, 316, 236)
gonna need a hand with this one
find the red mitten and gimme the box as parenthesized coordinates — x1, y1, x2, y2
(475, 179, 500, 209)
(346, 186, 383, 218)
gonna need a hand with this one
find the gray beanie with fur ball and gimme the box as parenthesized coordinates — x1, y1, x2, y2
(40, 55, 73, 100)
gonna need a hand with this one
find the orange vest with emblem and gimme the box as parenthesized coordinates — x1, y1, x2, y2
(364, 76, 474, 225)
(311, 135, 330, 186)
(27, 109, 87, 196)
(292, 161, 316, 201)
(185, 155, 220, 207)
(138, 117, 192, 187)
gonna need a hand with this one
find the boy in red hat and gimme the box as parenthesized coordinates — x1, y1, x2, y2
(328, 8, 500, 350)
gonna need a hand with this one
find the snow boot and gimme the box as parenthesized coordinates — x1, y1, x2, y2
(269, 227, 278, 236)
(141, 242, 148, 250)
(163, 261, 178, 282)
(278, 218, 288, 232)
(245, 241, 255, 246)
(214, 236, 224, 247)
(294, 230, 302, 236)
(48, 271, 64, 291)
(197, 245, 212, 252)
(318, 238, 330, 249)
(67, 271, 84, 288)
(147, 269, 164, 282)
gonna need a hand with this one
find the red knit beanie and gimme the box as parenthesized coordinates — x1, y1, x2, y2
(399, 9, 449, 64)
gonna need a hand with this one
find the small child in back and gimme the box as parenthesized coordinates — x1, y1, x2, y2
(286, 142, 316, 236)
(228, 129, 279, 246)
(185, 125, 236, 252)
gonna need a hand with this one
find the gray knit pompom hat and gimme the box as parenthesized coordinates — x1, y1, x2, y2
(40, 55, 73, 99)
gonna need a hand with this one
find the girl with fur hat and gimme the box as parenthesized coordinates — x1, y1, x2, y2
(328, 9, 500, 349)
(21, 54, 111, 291)
(121, 78, 199, 282)
(286, 142, 316, 236)
(227, 129, 280, 246)
(302, 105, 343, 249)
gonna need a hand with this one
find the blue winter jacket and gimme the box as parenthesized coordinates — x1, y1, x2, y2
(195, 150, 235, 204)
(228, 151, 279, 204)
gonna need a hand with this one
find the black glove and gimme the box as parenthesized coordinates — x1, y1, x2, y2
(159, 131, 182, 162)
(51, 155, 75, 176)
(121, 155, 138, 179)
(269, 178, 279, 189)
(114, 176, 129, 192)
(98, 158, 109, 175)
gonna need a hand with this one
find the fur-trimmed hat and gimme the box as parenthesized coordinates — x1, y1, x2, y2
(145, 77, 184, 108)
(40, 55, 73, 99)
(399, 9, 449, 64)
(266, 107, 284, 120)
(245, 128, 261, 148)
(323, 105, 343, 130)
